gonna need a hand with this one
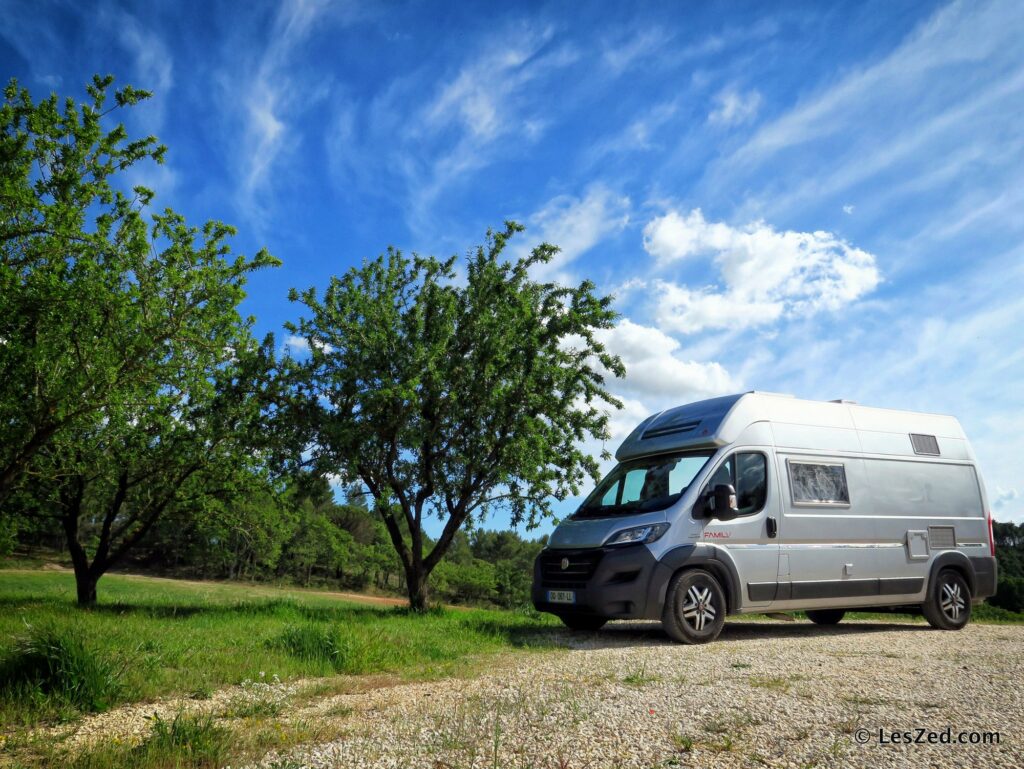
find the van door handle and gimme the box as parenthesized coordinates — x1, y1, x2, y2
(766, 517, 778, 539)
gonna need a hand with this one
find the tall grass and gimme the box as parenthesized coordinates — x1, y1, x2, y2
(69, 712, 230, 769)
(0, 624, 122, 720)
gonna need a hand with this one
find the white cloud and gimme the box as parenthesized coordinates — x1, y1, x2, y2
(708, 88, 762, 126)
(843, 204, 855, 214)
(587, 100, 679, 162)
(401, 33, 579, 229)
(596, 320, 738, 402)
(602, 27, 673, 74)
(285, 335, 310, 353)
(423, 39, 577, 141)
(642, 209, 880, 333)
(239, 1, 323, 207)
(707, 0, 1024, 233)
(521, 185, 631, 283)
(993, 487, 1019, 512)
(237, 0, 369, 216)
(568, 319, 739, 478)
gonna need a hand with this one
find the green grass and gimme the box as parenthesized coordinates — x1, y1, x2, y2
(67, 712, 232, 769)
(0, 570, 558, 730)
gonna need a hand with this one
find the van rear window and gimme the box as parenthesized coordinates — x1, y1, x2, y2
(788, 461, 850, 506)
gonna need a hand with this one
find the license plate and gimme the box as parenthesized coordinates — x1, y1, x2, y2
(547, 590, 575, 604)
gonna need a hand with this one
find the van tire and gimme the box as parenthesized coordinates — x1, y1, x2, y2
(558, 614, 607, 632)
(922, 569, 971, 630)
(805, 609, 846, 625)
(662, 569, 726, 644)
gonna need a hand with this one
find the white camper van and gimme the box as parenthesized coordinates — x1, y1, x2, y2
(532, 392, 998, 643)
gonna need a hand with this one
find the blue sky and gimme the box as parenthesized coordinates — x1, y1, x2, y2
(3, 0, 1023, 533)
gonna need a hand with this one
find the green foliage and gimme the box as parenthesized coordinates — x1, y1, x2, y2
(0, 75, 281, 605)
(286, 222, 623, 609)
(0, 624, 122, 716)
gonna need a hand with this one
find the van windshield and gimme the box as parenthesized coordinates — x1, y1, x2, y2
(574, 451, 715, 518)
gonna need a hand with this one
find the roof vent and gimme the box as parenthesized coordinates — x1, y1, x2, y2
(910, 433, 940, 456)
(829, 399, 858, 404)
(642, 418, 701, 440)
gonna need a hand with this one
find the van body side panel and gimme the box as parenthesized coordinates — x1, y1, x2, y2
(866, 457, 988, 602)
(770, 442, 884, 610)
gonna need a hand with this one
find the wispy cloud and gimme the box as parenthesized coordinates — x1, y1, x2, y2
(601, 26, 673, 74)
(707, 87, 762, 126)
(238, 0, 328, 216)
(709, 0, 1024, 236)
(518, 186, 630, 284)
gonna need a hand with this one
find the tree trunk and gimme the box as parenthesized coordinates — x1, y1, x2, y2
(406, 563, 430, 612)
(75, 570, 98, 606)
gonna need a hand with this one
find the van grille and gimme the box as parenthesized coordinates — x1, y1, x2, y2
(929, 525, 957, 550)
(539, 549, 604, 588)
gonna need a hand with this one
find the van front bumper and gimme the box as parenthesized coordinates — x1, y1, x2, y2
(531, 545, 658, 620)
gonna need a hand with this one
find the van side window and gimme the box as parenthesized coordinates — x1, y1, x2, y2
(788, 461, 850, 505)
(706, 452, 768, 516)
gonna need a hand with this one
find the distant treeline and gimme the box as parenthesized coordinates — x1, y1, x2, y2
(992, 522, 1024, 613)
(8, 478, 546, 609)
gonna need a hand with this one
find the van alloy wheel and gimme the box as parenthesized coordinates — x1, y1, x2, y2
(662, 569, 726, 644)
(682, 585, 717, 631)
(940, 580, 965, 621)
(922, 569, 971, 630)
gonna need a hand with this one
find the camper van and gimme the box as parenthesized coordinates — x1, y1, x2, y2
(532, 392, 998, 643)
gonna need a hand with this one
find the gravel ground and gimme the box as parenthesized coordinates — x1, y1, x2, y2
(253, 619, 1024, 769)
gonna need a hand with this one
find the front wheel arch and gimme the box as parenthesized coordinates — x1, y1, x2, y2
(652, 546, 740, 616)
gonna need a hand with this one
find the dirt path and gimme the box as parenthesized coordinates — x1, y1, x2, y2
(5, 567, 420, 608)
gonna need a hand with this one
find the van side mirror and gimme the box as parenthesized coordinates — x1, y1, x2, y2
(711, 484, 738, 517)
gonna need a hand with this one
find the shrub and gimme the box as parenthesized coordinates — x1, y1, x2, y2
(0, 624, 121, 713)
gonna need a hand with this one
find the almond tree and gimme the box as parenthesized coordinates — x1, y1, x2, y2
(0, 76, 280, 603)
(286, 223, 624, 611)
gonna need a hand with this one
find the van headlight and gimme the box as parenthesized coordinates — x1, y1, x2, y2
(604, 523, 670, 547)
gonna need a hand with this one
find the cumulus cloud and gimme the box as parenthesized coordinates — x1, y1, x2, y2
(708, 88, 762, 126)
(568, 319, 739, 476)
(595, 320, 737, 402)
(642, 209, 880, 333)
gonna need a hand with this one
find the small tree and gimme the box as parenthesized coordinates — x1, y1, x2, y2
(287, 223, 623, 611)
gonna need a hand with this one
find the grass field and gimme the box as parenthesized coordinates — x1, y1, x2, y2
(0, 569, 560, 767)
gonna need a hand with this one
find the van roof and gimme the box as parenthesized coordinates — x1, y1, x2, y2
(614, 391, 968, 461)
